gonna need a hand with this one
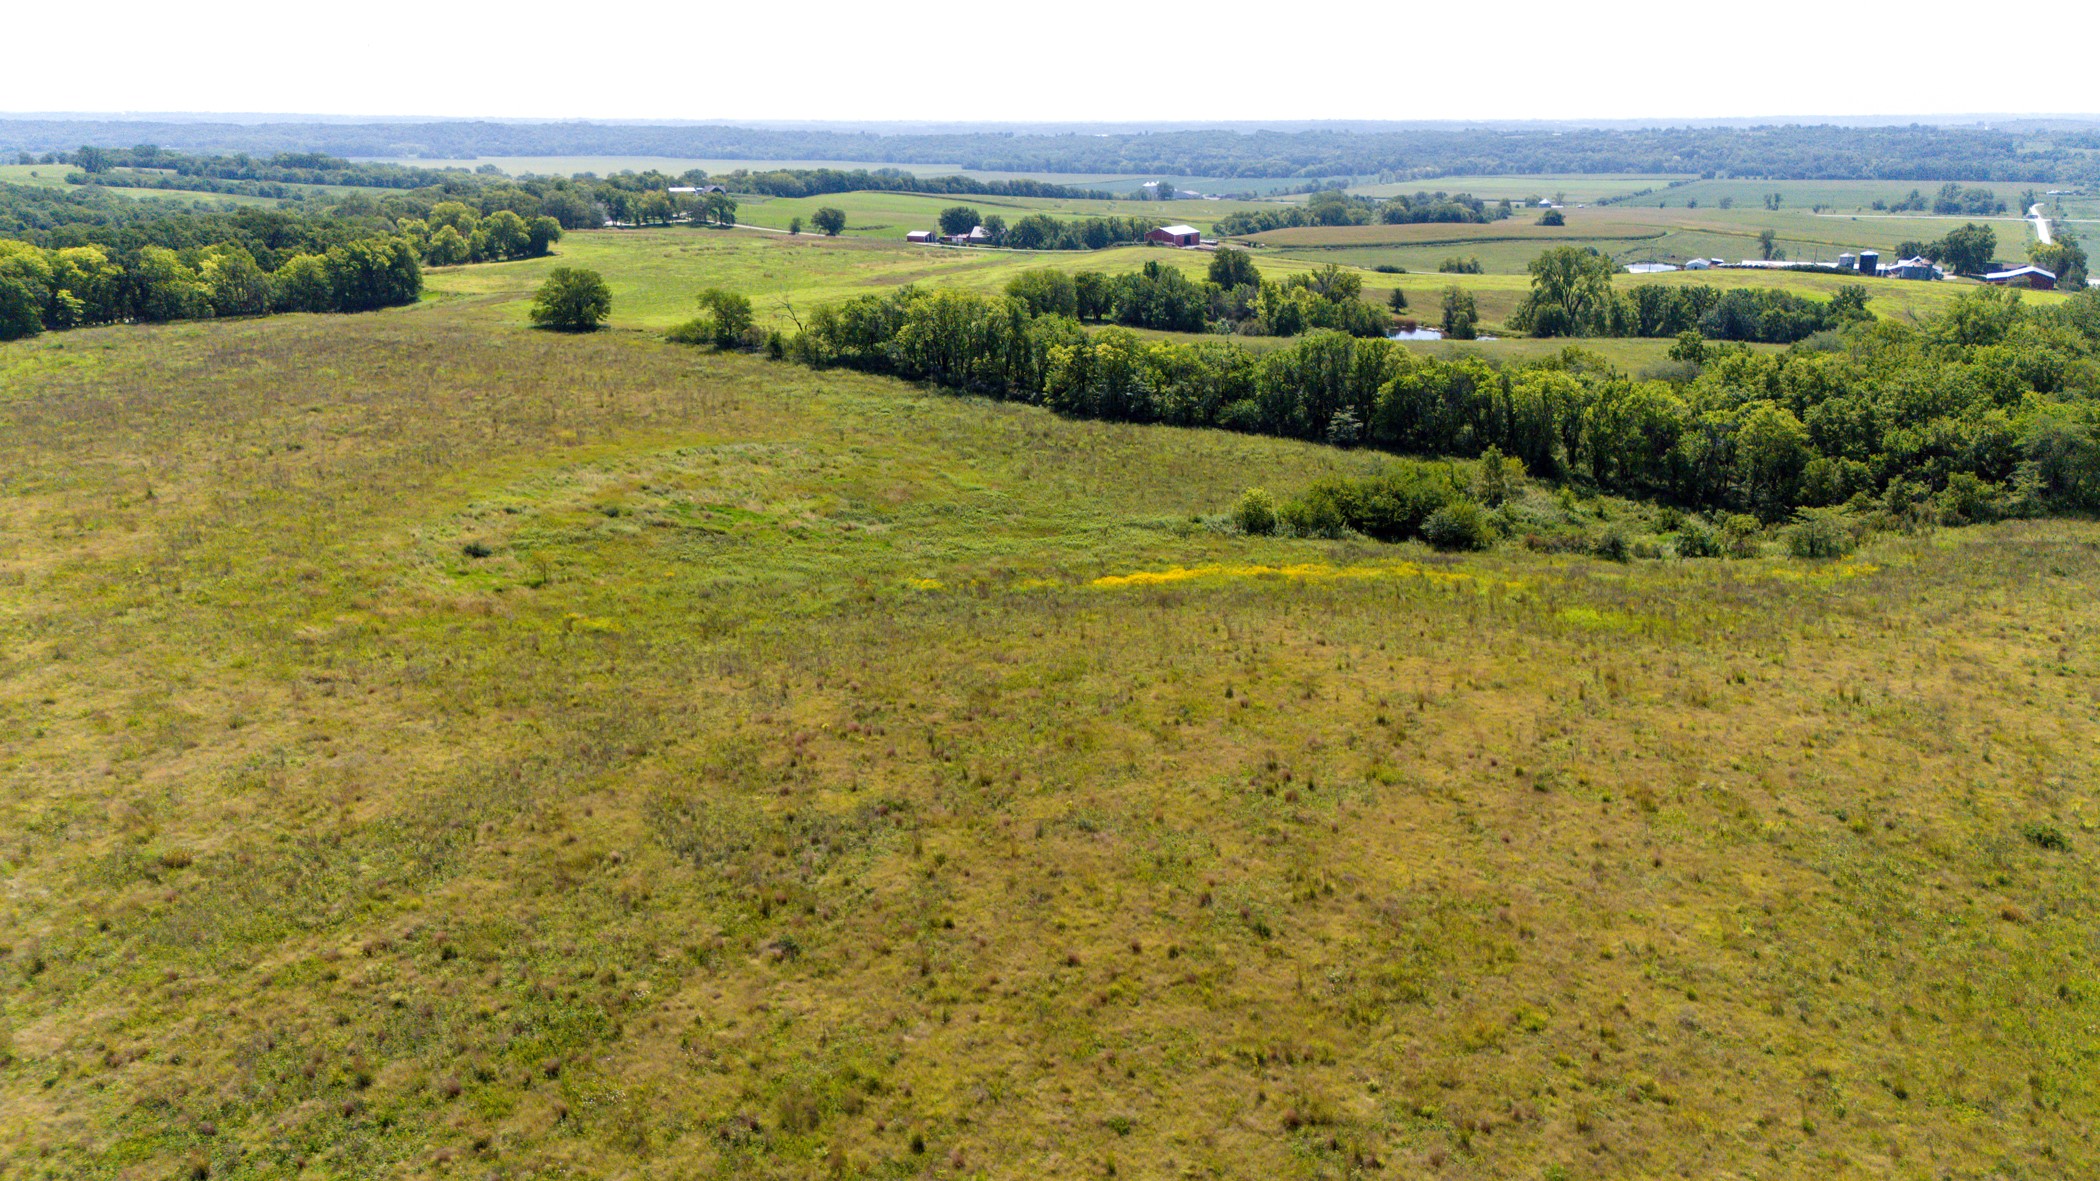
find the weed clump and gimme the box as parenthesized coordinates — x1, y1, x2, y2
(2022, 823, 2069, 851)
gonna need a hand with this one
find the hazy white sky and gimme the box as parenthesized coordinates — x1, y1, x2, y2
(4, 0, 2092, 123)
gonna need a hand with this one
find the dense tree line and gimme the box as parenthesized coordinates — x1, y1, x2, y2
(999, 255, 1389, 337)
(1213, 190, 1502, 236)
(10, 120, 2098, 183)
(0, 234, 421, 339)
(761, 276, 2100, 522)
(1510, 247, 1875, 343)
(56, 144, 468, 189)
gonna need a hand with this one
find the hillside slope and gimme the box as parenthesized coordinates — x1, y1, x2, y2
(2, 302, 2097, 1179)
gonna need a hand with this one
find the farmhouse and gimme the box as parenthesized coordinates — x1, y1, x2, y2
(1885, 256, 1943, 281)
(1147, 224, 1202, 247)
(906, 230, 937, 243)
(946, 226, 992, 245)
(1980, 265, 2056, 289)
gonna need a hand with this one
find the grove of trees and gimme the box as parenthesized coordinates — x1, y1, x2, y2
(768, 276, 2100, 524)
(0, 234, 420, 339)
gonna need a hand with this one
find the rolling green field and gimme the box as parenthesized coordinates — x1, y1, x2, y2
(727, 191, 1283, 240)
(350, 157, 1321, 195)
(1252, 202, 2043, 274)
(1347, 174, 1695, 202)
(3, 276, 2098, 1180)
(423, 225, 2064, 347)
(0, 163, 362, 207)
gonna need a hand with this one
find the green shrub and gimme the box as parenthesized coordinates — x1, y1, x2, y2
(1785, 509, 1853, 559)
(1233, 488, 1279, 536)
(1674, 518, 1724, 558)
(1279, 490, 1346, 539)
(2021, 823, 2068, 851)
(1422, 499, 1493, 551)
(1593, 529, 1631, 562)
(1721, 514, 1764, 558)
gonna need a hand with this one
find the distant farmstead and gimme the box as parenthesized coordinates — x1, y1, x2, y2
(1147, 224, 1202, 247)
(668, 184, 727, 195)
(906, 230, 937, 243)
(1980, 265, 2056, 289)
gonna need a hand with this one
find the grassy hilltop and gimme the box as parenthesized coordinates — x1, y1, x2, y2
(1, 239, 2098, 1181)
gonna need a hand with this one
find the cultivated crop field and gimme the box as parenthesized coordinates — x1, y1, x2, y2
(727, 192, 1284, 239)
(1250, 203, 2042, 274)
(2, 286, 2098, 1181)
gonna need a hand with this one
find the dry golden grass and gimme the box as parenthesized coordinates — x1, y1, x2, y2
(1, 300, 2097, 1180)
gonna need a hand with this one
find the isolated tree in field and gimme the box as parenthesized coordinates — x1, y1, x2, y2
(528, 267, 612, 332)
(1757, 230, 1778, 260)
(1208, 247, 1260, 289)
(1388, 287, 1409, 311)
(938, 206, 982, 237)
(811, 207, 846, 236)
(787, 216, 803, 235)
(1538, 208, 1565, 226)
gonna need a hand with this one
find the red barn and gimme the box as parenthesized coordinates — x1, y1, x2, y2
(1146, 224, 1202, 247)
(1980, 265, 2056, 290)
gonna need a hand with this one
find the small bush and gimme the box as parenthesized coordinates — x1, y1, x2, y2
(1720, 514, 1763, 558)
(1422, 499, 1493, 551)
(1279, 492, 1346, 539)
(1232, 488, 1279, 536)
(1674, 519, 1724, 558)
(1592, 529, 1630, 562)
(1785, 510, 1854, 559)
(2022, 823, 2068, 851)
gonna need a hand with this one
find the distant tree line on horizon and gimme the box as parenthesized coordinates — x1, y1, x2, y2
(8, 120, 2100, 183)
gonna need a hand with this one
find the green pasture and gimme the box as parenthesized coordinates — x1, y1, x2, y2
(349, 156, 1320, 195)
(0, 163, 362, 207)
(435, 226, 2055, 350)
(729, 190, 1278, 238)
(430, 229, 1335, 330)
(1646, 176, 2052, 211)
